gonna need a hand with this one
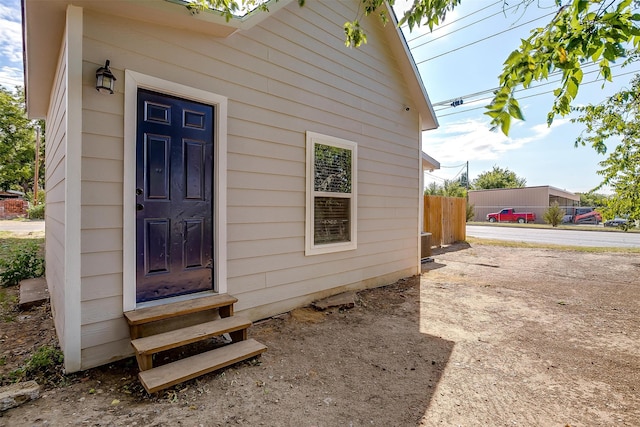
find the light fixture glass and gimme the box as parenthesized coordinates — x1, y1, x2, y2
(96, 60, 116, 94)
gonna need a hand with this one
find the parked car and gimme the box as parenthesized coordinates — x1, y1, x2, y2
(604, 218, 629, 227)
(486, 208, 536, 224)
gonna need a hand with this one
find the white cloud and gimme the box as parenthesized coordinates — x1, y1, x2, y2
(423, 118, 558, 165)
(0, 1, 21, 21)
(0, 1, 24, 88)
(423, 120, 533, 164)
(0, 16, 22, 64)
(0, 65, 23, 89)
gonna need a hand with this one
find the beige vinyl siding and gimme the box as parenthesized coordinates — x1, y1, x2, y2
(45, 37, 68, 348)
(79, 64, 128, 367)
(225, 1, 420, 311)
(76, 0, 422, 367)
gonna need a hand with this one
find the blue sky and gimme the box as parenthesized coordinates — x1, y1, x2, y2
(0, 0, 21, 89)
(397, 0, 638, 194)
(1, 0, 636, 193)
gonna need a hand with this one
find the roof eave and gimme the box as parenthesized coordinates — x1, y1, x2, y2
(21, 0, 293, 118)
(383, 3, 438, 132)
(421, 152, 440, 171)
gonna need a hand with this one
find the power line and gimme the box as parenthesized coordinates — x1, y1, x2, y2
(406, 0, 504, 43)
(433, 63, 624, 112)
(424, 172, 448, 182)
(439, 162, 468, 168)
(432, 62, 606, 108)
(415, 11, 556, 65)
(410, 2, 522, 50)
(434, 68, 640, 118)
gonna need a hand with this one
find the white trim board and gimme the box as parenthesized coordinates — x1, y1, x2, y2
(305, 131, 358, 256)
(64, 4, 83, 373)
(123, 70, 228, 311)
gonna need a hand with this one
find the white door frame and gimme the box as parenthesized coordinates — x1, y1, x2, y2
(123, 70, 228, 311)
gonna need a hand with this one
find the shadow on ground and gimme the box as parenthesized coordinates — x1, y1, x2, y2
(431, 241, 471, 256)
(2, 276, 455, 426)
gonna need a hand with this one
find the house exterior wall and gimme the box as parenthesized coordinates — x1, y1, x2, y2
(70, 1, 423, 370)
(45, 34, 68, 351)
(469, 186, 579, 223)
(43, 5, 85, 372)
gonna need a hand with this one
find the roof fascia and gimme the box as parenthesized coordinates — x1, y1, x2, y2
(422, 152, 441, 170)
(21, 0, 294, 117)
(383, 2, 438, 132)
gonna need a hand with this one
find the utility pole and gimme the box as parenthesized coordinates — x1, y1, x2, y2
(465, 161, 470, 203)
(466, 161, 469, 191)
(34, 126, 41, 206)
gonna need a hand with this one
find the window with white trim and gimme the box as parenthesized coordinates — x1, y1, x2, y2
(306, 132, 357, 255)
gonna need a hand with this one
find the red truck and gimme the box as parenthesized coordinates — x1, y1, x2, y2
(486, 208, 536, 223)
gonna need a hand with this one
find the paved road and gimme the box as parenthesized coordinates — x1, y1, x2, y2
(467, 225, 640, 248)
(0, 220, 45, 233)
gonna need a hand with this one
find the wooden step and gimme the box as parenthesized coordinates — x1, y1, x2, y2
(124, 294, 238, 326)
(138, 339, 267, 393)
(124, 294, 238, 339)
(131, 316, 252, 370)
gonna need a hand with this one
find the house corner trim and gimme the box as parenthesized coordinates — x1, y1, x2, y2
(64, 3, 83, 373)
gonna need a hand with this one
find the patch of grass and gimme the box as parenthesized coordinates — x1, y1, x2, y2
(0, 288, 18, 322)
(467, 221, 640, 233)
(466, 237, 640, 254)
(0, 233, 45, 257)
(3, 345, 64, 386)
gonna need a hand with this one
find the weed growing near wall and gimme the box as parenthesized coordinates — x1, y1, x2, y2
(0, 241, 45, 287)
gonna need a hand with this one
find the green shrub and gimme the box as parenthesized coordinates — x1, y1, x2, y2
(466, 202, 475, 222)
(543, 202, 565, 227)
(0, 241, 45, 287)
(27, 203, 45, 219)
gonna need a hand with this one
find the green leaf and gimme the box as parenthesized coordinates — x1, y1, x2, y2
(507, 98, 524, 121)
(499, 112, 511, 136)
(566, 76, 579, 99)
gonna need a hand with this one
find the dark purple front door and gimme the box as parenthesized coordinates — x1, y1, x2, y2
(136, 89, 214, 303)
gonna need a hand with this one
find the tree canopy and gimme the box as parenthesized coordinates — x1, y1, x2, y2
(572, 75, 640, 221)
(424, 179, 467, 197)
(472, 166, 527, 189)
(188, 0, 640, 135)
(576, 191, 609, 208)
(0, 87, 43, 194)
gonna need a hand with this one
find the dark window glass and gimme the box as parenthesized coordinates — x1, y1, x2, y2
(314, 197, 350, 245)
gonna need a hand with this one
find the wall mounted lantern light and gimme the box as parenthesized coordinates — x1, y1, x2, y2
(95, 60, 116, 94)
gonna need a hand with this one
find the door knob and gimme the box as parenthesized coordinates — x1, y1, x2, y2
(136, 188, 143, 195)
(136, 203, 144, 211)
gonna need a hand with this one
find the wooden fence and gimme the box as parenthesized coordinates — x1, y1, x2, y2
(423, 195, 466, 246)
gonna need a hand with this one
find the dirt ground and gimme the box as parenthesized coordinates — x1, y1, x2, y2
(1, 242, 639, 426)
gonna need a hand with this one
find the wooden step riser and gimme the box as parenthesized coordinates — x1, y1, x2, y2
(139, 339, 267, 393)
(131, 317, 252, 371)
(124, 293, 237, 329)
(134, 329, 248, 371)
(130, 310, 222, 340)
